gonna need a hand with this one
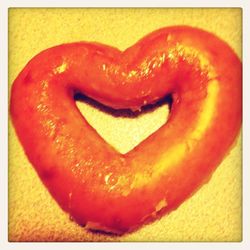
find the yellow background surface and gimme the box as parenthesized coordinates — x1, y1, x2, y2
(8, 8, 242, 242)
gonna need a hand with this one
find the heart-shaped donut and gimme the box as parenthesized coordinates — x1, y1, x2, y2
(10, 26, 242, 234)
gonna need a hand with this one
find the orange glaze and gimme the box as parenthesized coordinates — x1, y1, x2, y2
(10, 26, 242, 234)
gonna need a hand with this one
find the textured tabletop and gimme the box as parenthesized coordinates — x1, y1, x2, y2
(8, 8, 242, 242)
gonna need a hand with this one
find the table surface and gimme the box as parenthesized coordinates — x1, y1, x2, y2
(8, 8, 242, 242)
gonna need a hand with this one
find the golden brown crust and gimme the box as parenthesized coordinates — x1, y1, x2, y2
(10, 26, 242, 233)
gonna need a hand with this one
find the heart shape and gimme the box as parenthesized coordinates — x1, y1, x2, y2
(10, 26, 241, 234)
(75, 95, 170, 154)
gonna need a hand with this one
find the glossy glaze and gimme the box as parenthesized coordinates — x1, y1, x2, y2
(10, 26, 242, 234)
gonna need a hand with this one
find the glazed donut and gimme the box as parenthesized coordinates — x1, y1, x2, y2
(10, 26, 241, 234)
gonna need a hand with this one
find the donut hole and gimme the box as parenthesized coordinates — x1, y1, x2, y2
(74, 93, 172, 154)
